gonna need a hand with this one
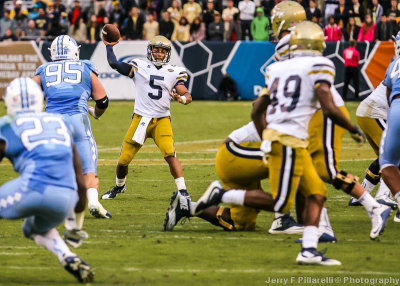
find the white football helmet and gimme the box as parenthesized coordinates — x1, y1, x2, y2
(49, 35, 80, 61)
(394, 31, 400, 57)
(4, 77, 44, 115)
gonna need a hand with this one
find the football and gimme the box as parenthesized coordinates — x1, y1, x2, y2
(102, 24, 120, 43)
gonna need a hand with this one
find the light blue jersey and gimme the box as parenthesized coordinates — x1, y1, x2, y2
(35, 60, 97, 115)
(384, 57, 400, 102)
(0, 111, 76, 192)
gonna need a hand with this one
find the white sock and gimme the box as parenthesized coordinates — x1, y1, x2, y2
(116, 177, 126, 187)
(358, 191, 380, 213)
(394, 192, 400, 206)
(75, 211, 85, 230)
(64, 211, 77, 231)
(375, 179, 391, 198)
(361, 179, 376, 193)
(318, 207, 332, 229)
(275, 212, 285, 219)
(221, 190, 246, 205)
(302, 226, 319, 249)
(175, 177, 186, 190)
(190, 201, 196, 216)
(87, 188, 99, 205)
(32, 229, 74, 263)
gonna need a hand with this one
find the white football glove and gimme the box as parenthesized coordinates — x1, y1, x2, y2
(88, 106, 99, 120)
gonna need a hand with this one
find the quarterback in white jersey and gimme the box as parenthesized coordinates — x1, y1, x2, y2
(102, 35, 193, 228)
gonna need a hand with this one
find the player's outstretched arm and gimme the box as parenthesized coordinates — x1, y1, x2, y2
(316, 82, 365, 143)
(72, 144, 87, 213)
(89, 72, 108, 119)
(170, 83, 192, 105)
(251, 94, 270, 138)
(104, 39, 133, 77)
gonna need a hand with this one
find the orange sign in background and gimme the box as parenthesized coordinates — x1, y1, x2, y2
(365, 41, 395, 89)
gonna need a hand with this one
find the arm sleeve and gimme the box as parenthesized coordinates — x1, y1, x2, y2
(106, 45, 133, 77)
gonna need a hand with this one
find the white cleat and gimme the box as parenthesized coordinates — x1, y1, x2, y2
(296, 248, 341, 266)
(394, 209, 400, 223)
(64, 229, 89, 248)
(62, 255, 94, 283)
(370, 204, 391, 240)
(89, 202, 112, 219)
(375, 195, 398, 210)
(268, 213, 304, 234)
(194, 180, 224, 215)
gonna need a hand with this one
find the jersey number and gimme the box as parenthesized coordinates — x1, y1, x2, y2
(148, 75, 164, 100)
(45, 62, 83, 87)
(268, 75, 301, 114)
(16, 116, 71, 151)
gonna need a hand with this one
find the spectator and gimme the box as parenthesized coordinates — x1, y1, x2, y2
(183, 0, 202, 24)
(21, 19, 41, 41)
(238, 0, 255, 40)
(0, 27, 18, 41)
(53, 0, 67, 15)
(306, 0, 322, 23)
(123, 6, 146, 40)
(190, 16, 205, 41)
(369, 0, 383, 23)
(375, 15, 395, 41)
(0, 10, 14, 38)
(203, 0, 217, 39)
(334, 0, 351, 29)
(343, 16, 360, 41)
(349, 0, 364, 27)
(343, 39, 360, 100)
(109, 2, 125, 29)
(69, 15, 87, 42)
(218, 73, 239, 100)
(46, 16, 68, 39)
(10, 0, 28, 20)
(251, 7, 269, 41)
(140, 0, 164, 22)
(324, 0, 339, 24)
(324, 15, 342, 41)
(222, 0, 239, 41)
(94, 0, 107, 15)
(167, 0, 183, 26)
(69, 0, 84, 26)
(13, 4, 28, 38)
(35, 8, 50, 37)
(226, 11, 241, 41)
(358, 13, 376, 41)
(86, 14, 102, 43)
(171, 16, 190, 41)
(387, 0, 400, 19)
(143, 14, 159, 40)
(159, 10, 175, 39)
(47, 2, 59, 24)
(207, 10, 224, 40)
(59, 11, 70, 33)
(28, 4, 40, 20)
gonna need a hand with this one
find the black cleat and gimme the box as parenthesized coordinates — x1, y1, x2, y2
(101, 185, 126, 200)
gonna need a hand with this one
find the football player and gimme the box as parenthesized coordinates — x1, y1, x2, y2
(349, 32, 400, 214)
(0, 77, 94, 283)
(379, 39, 400, 224)
(102, 35, 192, 220)
(194, 22, 391, 265)
(32, 35, 111, 227)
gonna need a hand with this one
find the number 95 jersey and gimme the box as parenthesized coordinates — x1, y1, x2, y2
(130, 59, 188, 118)
(264, 56, 335, 140)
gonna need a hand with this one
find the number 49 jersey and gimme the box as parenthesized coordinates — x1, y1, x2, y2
(265, 56, 335, 140)
(131, 58, 188, 118)
(0, 112, 76, 192)
(35, 59, 97, 115)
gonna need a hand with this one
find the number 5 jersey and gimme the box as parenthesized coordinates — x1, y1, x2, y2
(129, 58, 188, 118)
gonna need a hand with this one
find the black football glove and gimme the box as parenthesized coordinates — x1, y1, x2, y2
(350, 126, 366, 144)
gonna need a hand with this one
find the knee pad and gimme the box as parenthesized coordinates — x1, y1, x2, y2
(332, 170, 358, 194)
(216, 207, 236, 231)
(366, 159, 381, 184)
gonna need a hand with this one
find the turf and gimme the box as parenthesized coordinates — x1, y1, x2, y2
(0, 101, 400, 286)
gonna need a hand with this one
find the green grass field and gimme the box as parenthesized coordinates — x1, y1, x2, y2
(1, 101, 400, 286)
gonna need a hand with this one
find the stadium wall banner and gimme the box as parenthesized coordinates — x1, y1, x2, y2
(0, 41, 393, 100)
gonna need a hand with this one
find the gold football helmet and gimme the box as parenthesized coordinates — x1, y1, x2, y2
(271, 1, 306, 39)
(147, 35, 171, 66)
(289, 21, 326, 57)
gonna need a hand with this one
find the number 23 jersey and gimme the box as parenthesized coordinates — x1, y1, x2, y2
(130, 59, 188, 118)
(264, 56, 335, 140)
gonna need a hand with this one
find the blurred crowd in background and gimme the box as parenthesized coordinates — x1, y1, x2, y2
(0, 0, 399, 43)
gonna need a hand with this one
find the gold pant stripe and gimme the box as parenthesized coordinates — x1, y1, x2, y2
(274, 145, 296, 213)
(226, 142, 265, 159)
(323, 115, 338, 180)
